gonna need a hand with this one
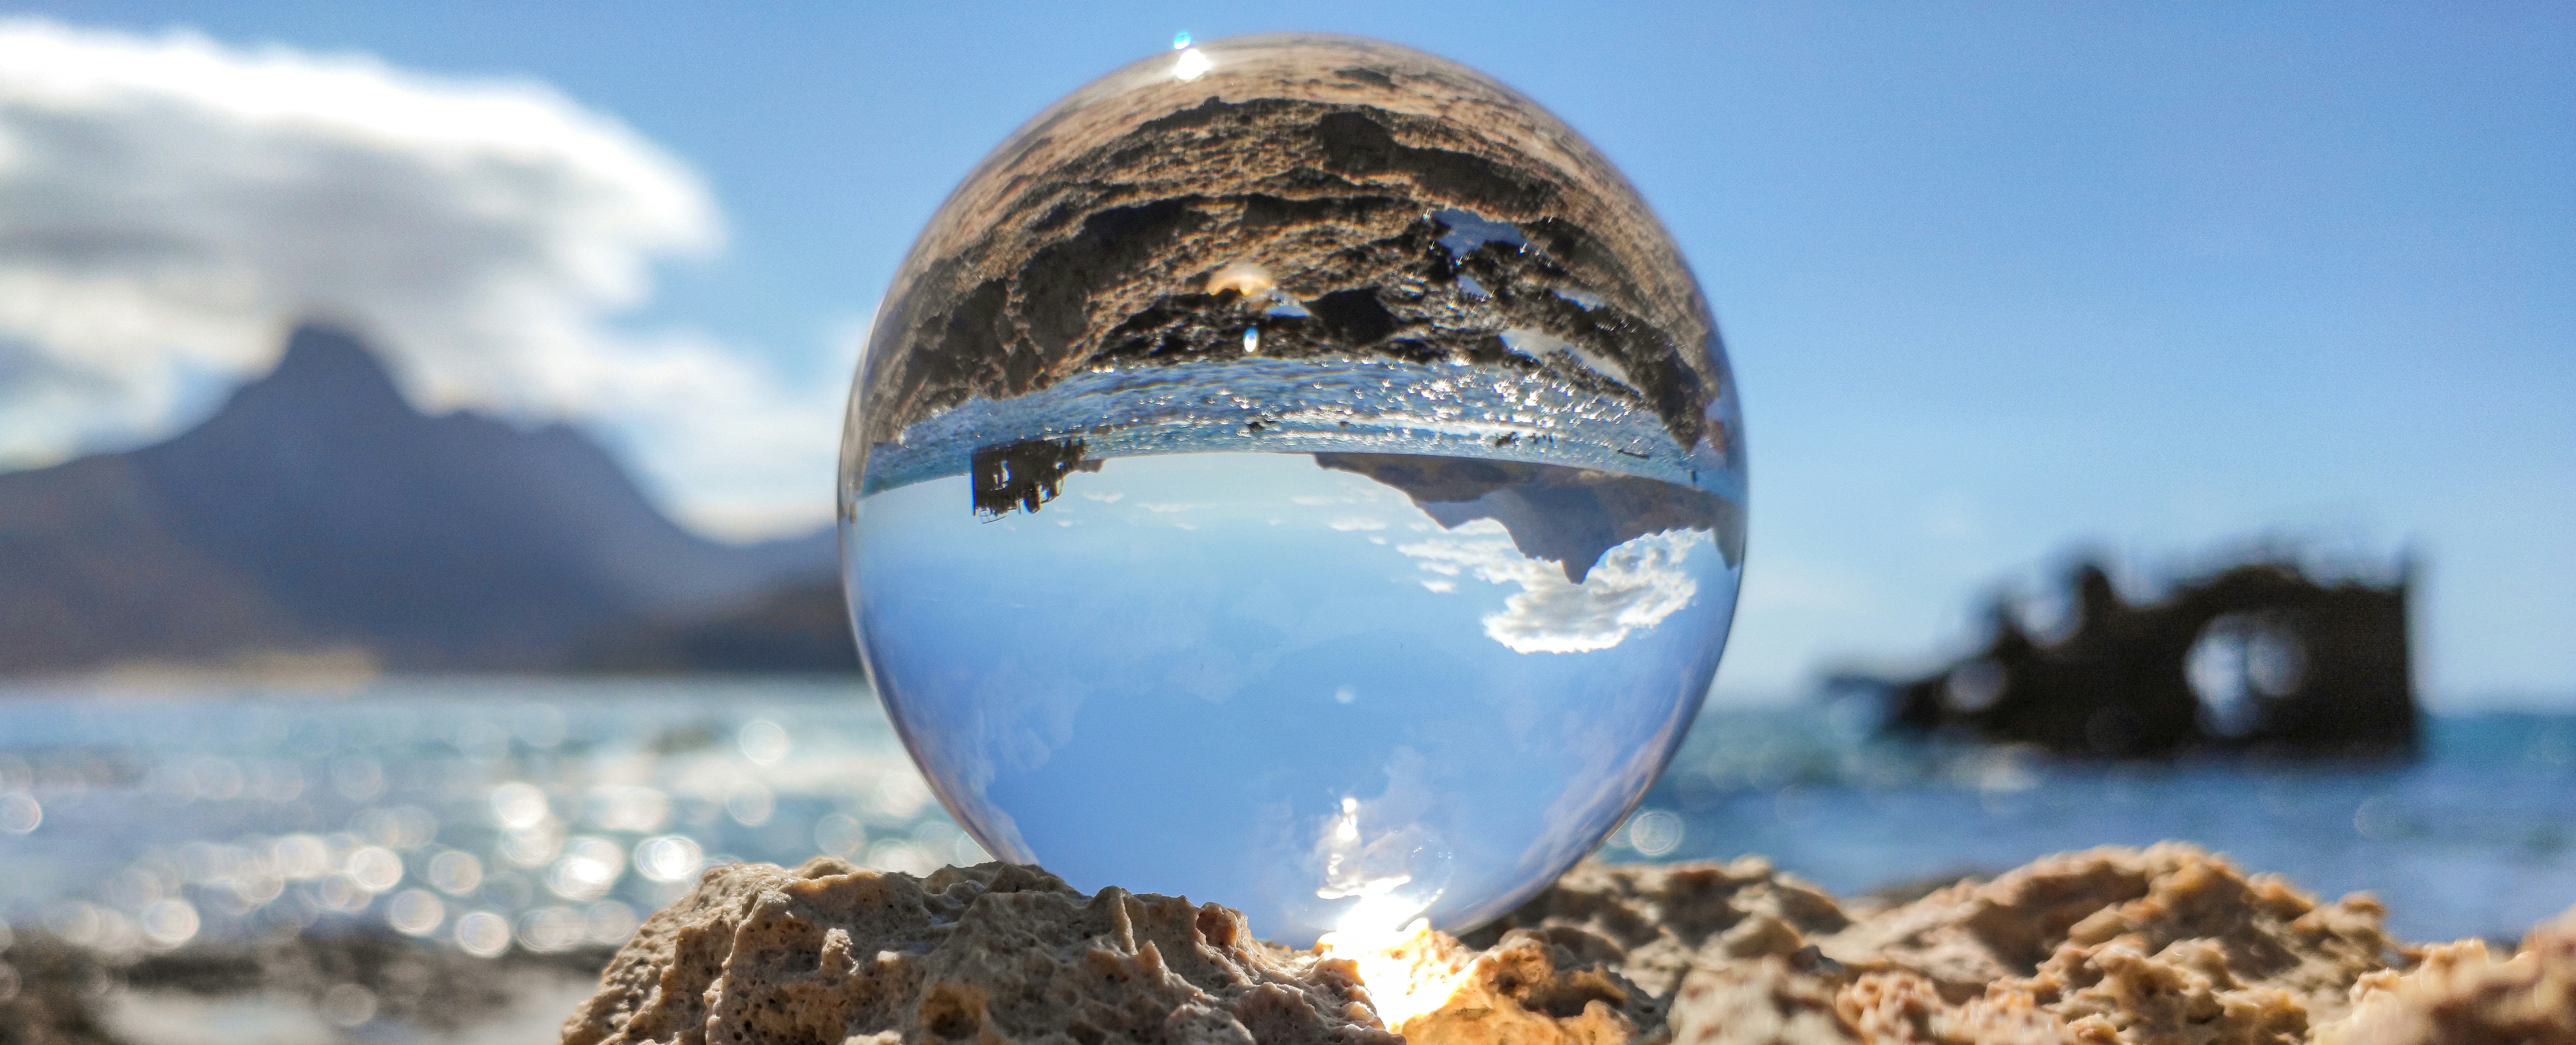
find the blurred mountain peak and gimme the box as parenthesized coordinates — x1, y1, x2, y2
(237, 323, 412, 419)
(0, 323, 841, 677)
(273, 322, 392, 385)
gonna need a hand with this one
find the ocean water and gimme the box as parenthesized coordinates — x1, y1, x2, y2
(853, 357, 1742, 501)
(1628, 703, 2576, 943)
(0, 678, 2568, 959)
(0, 679, 968, 959)
(848, 450, 1745, 945)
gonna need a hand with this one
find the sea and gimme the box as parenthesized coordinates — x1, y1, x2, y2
(1, 677, 2569, 961)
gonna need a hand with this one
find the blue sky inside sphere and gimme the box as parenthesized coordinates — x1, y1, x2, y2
(847, 450, 1739, 942)
(0, 2, 2566, 704)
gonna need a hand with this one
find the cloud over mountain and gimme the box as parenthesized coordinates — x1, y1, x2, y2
(1401, 523, 1704, 654)
(0, 18, 835, 536)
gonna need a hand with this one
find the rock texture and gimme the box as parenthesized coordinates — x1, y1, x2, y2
(2313, 908, 2575, 1045)
(559, 858, 1398, 1045)
(563, 846, 2572, 1045)
(1474, 843, 2544, 1045)
(848, 35, 1733, 467)
(1327, 923, 1665, 1045)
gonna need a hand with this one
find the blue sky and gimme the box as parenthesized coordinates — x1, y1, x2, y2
(5, 2, 2569, 701)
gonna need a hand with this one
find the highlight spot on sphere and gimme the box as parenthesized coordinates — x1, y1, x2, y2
(841, 34, 1745, 947)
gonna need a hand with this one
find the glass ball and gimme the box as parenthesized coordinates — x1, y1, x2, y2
(841, 34, 1745, 947)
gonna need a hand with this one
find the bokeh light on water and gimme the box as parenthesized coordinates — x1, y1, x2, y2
(0, 678, 2567, 953)
(0, 678, 984, 959)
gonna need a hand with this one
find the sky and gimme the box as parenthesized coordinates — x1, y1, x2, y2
(0, 2, 2567, 703)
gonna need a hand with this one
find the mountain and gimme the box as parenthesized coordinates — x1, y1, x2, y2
(0, 324, 841, 674)
(574, 578, 859, 674)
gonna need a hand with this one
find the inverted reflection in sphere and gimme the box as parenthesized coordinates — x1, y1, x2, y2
(841, 34, 1747, 946)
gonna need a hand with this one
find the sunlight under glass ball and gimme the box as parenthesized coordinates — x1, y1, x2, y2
(840, 34, 1746, 947)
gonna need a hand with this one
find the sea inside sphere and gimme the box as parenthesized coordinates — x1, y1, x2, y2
(841, 35, 1746, 947)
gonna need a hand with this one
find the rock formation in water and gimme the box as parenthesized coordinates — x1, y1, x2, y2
(558, 845, 2574, 1045)
(849, 35, 1733, 461)
(1858, 557, 2418, 759)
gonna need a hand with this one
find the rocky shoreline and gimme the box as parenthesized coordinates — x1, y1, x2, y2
(0, 929, 610, 1045)
(559, 844, 2568, 1045)
(8, 844, 2568, 1044)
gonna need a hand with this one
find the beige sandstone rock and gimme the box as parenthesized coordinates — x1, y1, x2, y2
(1327, 923, 1664, 1045)
(2313, 907, 2575, 1045)
(1817, 843, 2399, 1043)
(559, 858, 1396, 1045)
(1420, 843, 2550, 1045)
(562, 846, 2572, 1045)
(1465, 856, 1853, 999)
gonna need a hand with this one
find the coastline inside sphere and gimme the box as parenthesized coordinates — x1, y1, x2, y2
(840, 33, 1745, 947)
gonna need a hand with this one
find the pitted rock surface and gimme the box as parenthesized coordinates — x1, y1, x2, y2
(2313, 907, 2576, 1045)
(1814, 844, 2390, 1042)
(850, 34, 1729, 459)
(1349, 926, 1666, 1045)
(564, 847, 2573, 1045)
(557, 858, 1396, 1045)
(1463, 856, 1853, 1000)
(1469, 844, 2565, 1044)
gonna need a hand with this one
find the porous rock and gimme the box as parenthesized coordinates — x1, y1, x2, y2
(2313, 907, 2576, 1045)
(1472, 843, 2557, 1045)
(1817, 842, 2400, 1041)
(566, 846, 2574, 1045)
(851, 35, 1731, 457)
(1464, 855, 1852, 999)
(1345, 924, 1665, 1045)
(558, 857, 1396, 1045)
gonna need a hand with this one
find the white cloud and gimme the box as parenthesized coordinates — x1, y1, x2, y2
(0, 19, 842, 538)
(1400, 526, 1704, 654)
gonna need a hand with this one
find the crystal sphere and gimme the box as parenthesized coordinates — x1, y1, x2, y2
(841, 34, 1745, 946)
